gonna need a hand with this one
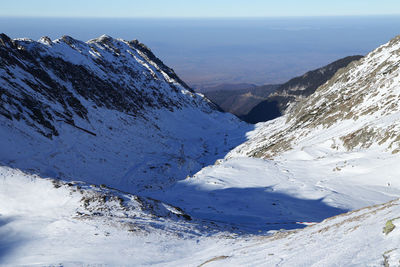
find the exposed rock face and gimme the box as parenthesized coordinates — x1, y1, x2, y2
(242, 55, 363, 123)
(230, 35, 400, 158)
(0, 33, 248, 192)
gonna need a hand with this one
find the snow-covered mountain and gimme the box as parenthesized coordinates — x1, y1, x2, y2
(231, 35, 400, 160)
(0, 33, 249, 192)
(2, 32, 400, 266)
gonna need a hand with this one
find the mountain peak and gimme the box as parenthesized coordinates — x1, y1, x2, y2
(38, 36, 53, 46)
(59, 35, 81, 44)
(99, 33, 113, 40)
(87, 34, 115, 44)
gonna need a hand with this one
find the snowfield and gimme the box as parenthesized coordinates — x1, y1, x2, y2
(1, 163, 399, 266)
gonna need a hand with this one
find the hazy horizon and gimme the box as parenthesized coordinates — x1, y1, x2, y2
(2, 16, 400, 88)
(2, 0, 400, 18)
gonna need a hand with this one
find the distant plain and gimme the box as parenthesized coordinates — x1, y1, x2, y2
(2, 16, 400, 88)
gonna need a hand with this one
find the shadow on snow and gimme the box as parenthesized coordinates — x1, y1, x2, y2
(0, 215, 25, 262)
(155, 185, 348, 235)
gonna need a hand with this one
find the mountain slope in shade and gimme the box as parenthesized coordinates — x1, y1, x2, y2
(197, 83, 257, 93)
(201, 84, 279, 116)
(0, 33, 250, 192)
(242, 55, 363, 123)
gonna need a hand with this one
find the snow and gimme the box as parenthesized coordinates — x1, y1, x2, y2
(200, 198, 400, 267)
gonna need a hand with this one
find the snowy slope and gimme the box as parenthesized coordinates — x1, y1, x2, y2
(0, 166, 235, 265)
(0, 33, 250, 192)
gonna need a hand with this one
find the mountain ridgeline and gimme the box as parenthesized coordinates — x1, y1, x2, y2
(241, 55, 363, 123)
(0, 33, 195, 138)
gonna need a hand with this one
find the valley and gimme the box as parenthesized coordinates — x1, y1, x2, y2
(0, 32, 400, 266)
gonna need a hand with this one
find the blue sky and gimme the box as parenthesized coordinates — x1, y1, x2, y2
(1, 0, 400, 18)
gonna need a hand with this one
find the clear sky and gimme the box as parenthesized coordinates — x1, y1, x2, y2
(1, 0, 400, 18)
